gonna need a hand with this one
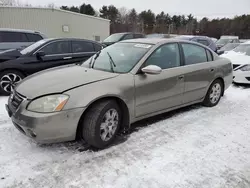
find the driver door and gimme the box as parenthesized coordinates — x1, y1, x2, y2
(134, 43, 185, 117)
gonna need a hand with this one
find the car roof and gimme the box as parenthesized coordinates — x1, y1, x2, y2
(42, 38, 102, 44)
(120, 38, 212, 45)
(0, 28, 42, 34)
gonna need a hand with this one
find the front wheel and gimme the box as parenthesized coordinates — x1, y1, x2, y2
(203, 79, 223, 107)
(81, 100, 121, 149)
(0, 70, 24, 95)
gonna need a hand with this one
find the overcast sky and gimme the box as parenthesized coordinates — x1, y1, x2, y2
(21, 0, 250, 19)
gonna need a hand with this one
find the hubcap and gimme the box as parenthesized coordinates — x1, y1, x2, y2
(100, 108, 119, 142)
(209, 83, 221, 104)
(0, 73, 22, 93)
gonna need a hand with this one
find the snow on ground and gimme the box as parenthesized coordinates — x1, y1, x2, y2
(1, 85, 250, 188)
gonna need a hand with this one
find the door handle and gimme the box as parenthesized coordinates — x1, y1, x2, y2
(63, 57, 72, 60)
(178, 75, 184, 80)
(210, 68, 215, 72)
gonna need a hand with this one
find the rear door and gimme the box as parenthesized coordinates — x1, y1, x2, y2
(0, 31, 31, 51)
(71, 40, 97, 63)
(180, 42, 216, 104)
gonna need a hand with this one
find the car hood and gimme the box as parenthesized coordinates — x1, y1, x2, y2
(0, 49, 21, 61)
(220, 51, 250, 65)
(16, 65, 119, 99)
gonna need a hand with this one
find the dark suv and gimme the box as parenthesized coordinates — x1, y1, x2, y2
(0, 29, 46, 51)
(102, 32, 145, 46)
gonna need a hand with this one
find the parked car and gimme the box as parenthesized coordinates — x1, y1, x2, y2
(146, 33, 176, 39)
(217, 43, 240, 55)
(174, 35, 217, 52)
(216, 35, 240, 50)
(220, 41, 250, 84)
(0, 28, 46, 51)
(0, 38, 103, 94)
(102, 32, 145, 46)
(6, 38, 232, 149)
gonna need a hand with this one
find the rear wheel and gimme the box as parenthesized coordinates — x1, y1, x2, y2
(81, 100, 121, 149)
(203, 79, 223, 107)
(0, 70, 24, 95)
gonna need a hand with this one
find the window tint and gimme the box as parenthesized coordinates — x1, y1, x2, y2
(182, 43, 208, 65)
(145, 43, 180, 69)
(93, 43, 103, 51)
(134, 34, 144, 38)
(42, 41, 70, 55)
(0, 31, 28, 42)
(122, 34, 133, 40)
(196, 39, 209, 46)
(206, 50, 213, 61)
(26, 33, 43, 42)
(72, 41, 94, 53)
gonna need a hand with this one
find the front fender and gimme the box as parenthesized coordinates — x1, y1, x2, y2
(63, 73, 135, 122)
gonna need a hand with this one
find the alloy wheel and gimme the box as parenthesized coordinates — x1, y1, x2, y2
(0, 73, 22, 93)
(209, 83, 221, 104)
(100, 108, 119, 142)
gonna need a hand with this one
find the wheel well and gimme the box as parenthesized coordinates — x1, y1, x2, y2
(76, 97, 130, 140)
(215, 77, 225, 96)
(0, 69, 26, 77)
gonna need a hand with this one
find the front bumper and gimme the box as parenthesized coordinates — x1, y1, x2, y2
(233, 71, 250, 84)
(6, 94, 85, 143)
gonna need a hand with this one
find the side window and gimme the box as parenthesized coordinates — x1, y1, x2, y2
(134, 34, 144, 39)
(197, 39, 209, 46)
(206, 50, 213, 61)
(26, 33, 43, 42)
(93, 43, 103, 52)
(0, 31, 28, 42)
(145, 43, 180, 69)
(122, 34, 133, 40)
(72, 41, 94, 53)
(182, 43, 208, 65)
(41, 41, 70, 55)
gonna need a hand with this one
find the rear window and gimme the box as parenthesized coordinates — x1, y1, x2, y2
(0, 31, 28, 42)
(196, 39, 209, 46)
(26, 33, 43, 42)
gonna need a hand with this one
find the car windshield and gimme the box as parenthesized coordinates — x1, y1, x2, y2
(103, 33, 125, 43)
(82, 42, 152, 73)
(233, 44, 250, 56)
(220, 43, 240, 51)
(20, 39, 48, 55)
(216, 38, 233, 45)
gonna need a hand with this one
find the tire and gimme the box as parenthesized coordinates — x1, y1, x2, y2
(81, 100, 121, 149)
(203, 79, 223, 107)
(0, 70, 25, 95)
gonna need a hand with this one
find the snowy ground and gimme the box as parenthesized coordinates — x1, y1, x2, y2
(1, 85, 250, 188)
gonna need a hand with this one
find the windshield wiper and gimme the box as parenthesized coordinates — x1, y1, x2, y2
(106, 52, 116, 72)
(89, 51, 101, 68)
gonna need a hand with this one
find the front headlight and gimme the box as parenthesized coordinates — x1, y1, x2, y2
(27, 94, 69, 113)
(239, 64, 250, 71)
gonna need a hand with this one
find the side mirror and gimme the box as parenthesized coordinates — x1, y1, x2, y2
(141, 65, 162, 75)
(36, 51, 45, 58)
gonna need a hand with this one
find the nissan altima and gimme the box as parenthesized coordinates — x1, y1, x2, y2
(6, 38, 233, 149)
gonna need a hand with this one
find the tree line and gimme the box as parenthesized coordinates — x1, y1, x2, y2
(1, 0, 250, 39)
(60, 4, 250, 39)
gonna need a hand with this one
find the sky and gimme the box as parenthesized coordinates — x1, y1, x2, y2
(21, 0, 250, 19)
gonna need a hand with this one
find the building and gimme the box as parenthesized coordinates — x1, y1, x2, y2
(0, 6, 110, 42)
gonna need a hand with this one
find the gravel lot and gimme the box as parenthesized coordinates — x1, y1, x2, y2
(1, 85, 250, 188)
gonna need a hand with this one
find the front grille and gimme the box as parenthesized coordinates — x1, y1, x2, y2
(233, 64, 240, 69)
(10, 92, 24, 110)
(246, 77, 250, 81)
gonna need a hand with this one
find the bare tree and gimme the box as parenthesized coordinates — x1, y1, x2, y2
(118, 7, 129, 24)
(0, 0, 22, 6)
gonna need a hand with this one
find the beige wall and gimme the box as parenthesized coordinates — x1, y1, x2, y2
(0, 7, 110, 41)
